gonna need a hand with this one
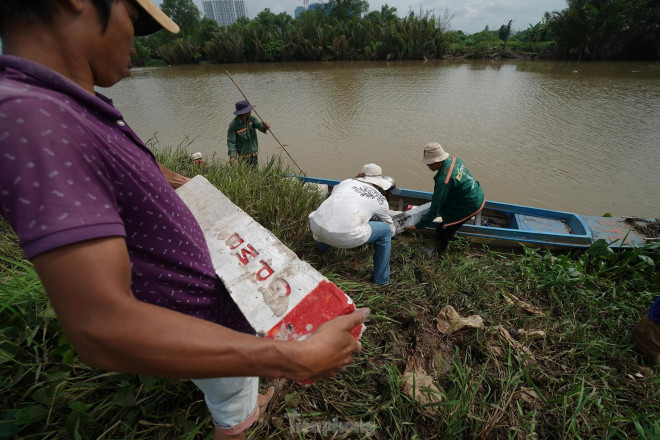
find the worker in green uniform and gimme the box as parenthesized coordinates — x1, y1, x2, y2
(406, 142, 485, 253)
(227, 100, 270, 167)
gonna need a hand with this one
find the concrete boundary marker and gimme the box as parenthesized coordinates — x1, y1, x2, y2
(176, 176, 364, 343)
(392, 202, 431, 234)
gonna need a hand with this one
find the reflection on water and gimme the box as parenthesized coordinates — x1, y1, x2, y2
(105, 60, 660, 217)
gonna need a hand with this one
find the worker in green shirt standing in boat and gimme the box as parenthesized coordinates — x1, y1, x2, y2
(406, 142, 486, 253)
(227, 100, 270, 167)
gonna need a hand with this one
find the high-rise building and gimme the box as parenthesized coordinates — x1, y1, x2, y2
(202, 0, 248, 26)
(295, 2, 330, 18)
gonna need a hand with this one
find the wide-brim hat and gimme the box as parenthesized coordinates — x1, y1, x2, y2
(355, 163, 393, 191)
(133, 0, 180, 36)
(190, 152, 203, 160)
(422, 142, 450, 164)
(233, 100, 252, 115)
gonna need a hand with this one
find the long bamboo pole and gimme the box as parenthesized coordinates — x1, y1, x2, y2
(226, 71, 305, 175)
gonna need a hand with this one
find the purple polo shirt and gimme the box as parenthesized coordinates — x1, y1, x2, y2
(0, 55, 252, 334)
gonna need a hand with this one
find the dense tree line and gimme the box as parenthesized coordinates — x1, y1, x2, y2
(546, 0, 660, 60)
(133, 0, 659, 66)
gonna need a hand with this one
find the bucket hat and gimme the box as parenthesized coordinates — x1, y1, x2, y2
(233, 100, 252, 115)
(355, 164, 393, 191)
(190, 152, 203, 160)
(422, 142, 450, 164)
(133, 0, 180, 36)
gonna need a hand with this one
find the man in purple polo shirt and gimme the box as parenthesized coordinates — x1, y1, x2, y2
(0, 1, 368, 439)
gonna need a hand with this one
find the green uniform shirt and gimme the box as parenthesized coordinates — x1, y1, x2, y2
(227, 115, 267, 158)
(415, 157, 485, 230)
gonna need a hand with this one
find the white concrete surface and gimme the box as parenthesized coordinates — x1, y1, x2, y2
(177, 176, 362, 341)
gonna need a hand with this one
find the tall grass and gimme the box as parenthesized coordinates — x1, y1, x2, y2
(1, 147, 658, 439)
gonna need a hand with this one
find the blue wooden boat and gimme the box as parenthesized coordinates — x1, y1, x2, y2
(300, 176, 658, 250)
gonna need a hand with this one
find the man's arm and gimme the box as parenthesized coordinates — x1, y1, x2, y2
(158, 162, 190, 189)
(414, 177, 449, 230)
(252, 116, 269, 133)
(227, 122, 237, 163)
(374, 200, 396, 237)
(32, 237, 366, 381)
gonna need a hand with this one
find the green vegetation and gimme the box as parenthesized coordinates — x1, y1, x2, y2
(546, 0, 660, 60)
(1, 147, 659, 439)
(133, 0, 660, 66)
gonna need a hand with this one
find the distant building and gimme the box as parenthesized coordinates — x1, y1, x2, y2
(202, 0, 248, 26)
(295, 2, 330, 18)
(309, 2, 328, 14)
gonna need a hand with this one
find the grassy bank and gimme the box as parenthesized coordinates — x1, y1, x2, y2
(1, 149, 659, 439)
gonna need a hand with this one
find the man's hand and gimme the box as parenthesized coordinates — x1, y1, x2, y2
(264, 122, 270, 130)
(287, 308, 369, 381)
(229, 157, 236, 165)
(158, 162, 190, 189)
(405, 225, 417, 232)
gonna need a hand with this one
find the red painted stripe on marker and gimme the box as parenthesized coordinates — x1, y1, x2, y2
(266, 281, 359, 341)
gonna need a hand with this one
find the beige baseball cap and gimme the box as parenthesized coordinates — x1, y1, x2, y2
(133, 0, 180, 36)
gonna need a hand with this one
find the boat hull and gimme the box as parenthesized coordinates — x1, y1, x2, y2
(300, 177, 657, 249)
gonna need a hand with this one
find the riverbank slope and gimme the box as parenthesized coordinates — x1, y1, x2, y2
(1, 152, 658, 439)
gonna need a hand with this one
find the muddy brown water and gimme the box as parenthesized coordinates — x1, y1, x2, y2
(105, 60, 660, 217)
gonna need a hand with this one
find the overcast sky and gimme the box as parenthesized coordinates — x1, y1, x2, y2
(192, 0, 569, 34)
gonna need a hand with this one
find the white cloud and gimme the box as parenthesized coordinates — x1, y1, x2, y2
(463, 6, 480, 18)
